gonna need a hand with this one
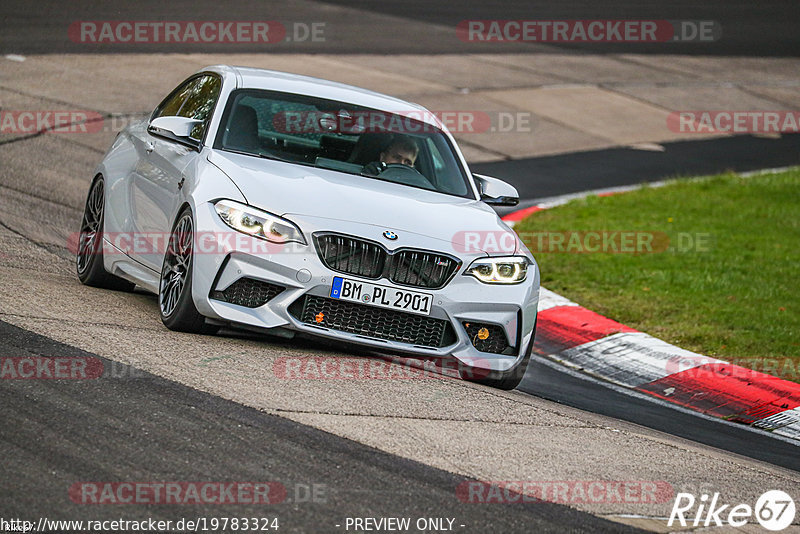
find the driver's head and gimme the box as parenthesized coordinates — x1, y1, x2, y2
(380, 135, 418, 167)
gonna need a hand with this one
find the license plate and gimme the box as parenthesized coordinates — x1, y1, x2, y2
(330, 276, 433, 316)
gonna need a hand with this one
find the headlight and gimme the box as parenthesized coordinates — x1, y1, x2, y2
(465, 256, 529, 284)
(214, 200, 306, 245)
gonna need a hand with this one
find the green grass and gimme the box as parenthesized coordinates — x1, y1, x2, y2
(514, 169, 800, 380)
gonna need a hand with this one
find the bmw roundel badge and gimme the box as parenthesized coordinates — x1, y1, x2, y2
(383, 230, 398, 240)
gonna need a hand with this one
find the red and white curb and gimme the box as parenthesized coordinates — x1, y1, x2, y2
(507, 172, 800, 441)
(533, 289, 800, 440)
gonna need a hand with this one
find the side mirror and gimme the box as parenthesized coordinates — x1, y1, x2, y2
(148, 116, 203, 149)
(473, 173, 519, 206)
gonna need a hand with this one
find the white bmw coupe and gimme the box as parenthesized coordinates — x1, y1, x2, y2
(77, 65, 539, 389)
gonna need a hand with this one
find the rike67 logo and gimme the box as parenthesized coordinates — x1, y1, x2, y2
(669, 490, 796, 531)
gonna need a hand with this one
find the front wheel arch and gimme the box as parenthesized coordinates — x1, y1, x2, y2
(158, 204, 218, 334)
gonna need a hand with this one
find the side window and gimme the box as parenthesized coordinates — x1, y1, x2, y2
(152, 78, 198, 120)
(178, 75, 222, 140)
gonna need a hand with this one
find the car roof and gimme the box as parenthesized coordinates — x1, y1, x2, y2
(197, 64, 442, 129)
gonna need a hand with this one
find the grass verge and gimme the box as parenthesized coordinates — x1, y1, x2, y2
(514, 169, 800, 382)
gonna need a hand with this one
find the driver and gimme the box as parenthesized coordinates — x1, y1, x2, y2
(363, 135, 418, 175)
(380, 135, 418, 167)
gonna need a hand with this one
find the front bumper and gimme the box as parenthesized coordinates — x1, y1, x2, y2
(191, 203, 539, 373)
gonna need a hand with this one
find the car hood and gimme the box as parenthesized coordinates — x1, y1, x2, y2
(207, 150, 518, 254)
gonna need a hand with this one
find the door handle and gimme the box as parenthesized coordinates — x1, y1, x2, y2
(144, 141, 155, 153)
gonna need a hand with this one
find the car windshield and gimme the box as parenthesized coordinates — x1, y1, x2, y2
(213, 89, 473, 198)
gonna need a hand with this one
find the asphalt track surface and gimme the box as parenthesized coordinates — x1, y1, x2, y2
(0, 320, 636, 533)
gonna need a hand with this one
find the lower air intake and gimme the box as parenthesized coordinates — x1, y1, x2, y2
(463, 321, 513, 354)
(211, 277, 284, 308)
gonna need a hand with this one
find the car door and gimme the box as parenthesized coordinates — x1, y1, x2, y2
(130, 74, 221, 270)
(122, 77, 195, 262)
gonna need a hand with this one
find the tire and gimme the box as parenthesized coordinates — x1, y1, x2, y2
(459, 318, 536, 390)
(76, 176, 136, 291)
(158, 207, 219, 335)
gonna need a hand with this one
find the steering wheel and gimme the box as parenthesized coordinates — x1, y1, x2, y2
(363, 162, 436, 191)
